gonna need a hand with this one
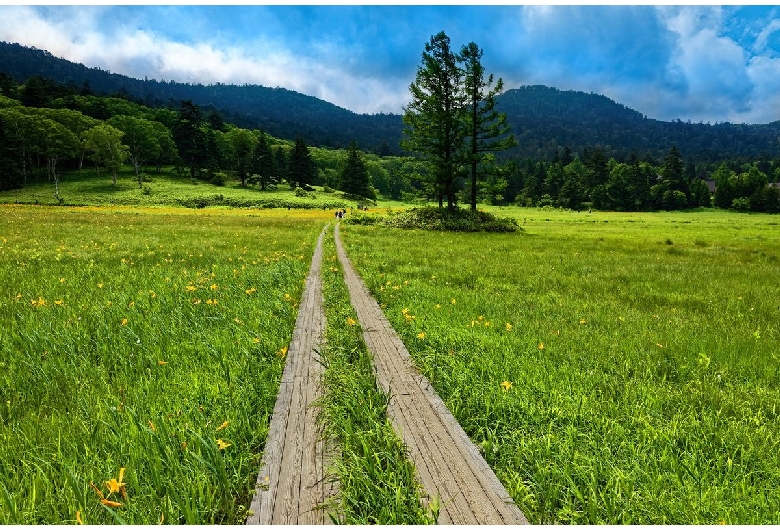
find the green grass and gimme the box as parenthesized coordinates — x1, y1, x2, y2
(0, 205, 328, 524)
(318, 229, 435, 524)
(340, 207, 780, 524)
(0, 166, 354, 210)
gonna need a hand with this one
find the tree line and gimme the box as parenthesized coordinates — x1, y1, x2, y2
(1, 66, 779, 213)
(0, 79, 378, 201)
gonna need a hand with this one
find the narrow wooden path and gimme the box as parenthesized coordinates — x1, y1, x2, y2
(246, 226, 334, 525)
(247, 222, 528, 525)
(333, 223, 528, 525)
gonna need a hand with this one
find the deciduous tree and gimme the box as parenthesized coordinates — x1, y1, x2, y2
(82, 123, 129, 186)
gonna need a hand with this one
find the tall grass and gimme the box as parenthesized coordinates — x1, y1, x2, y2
(341, 208, 780, 524)
(0, 205, 327, 524)
(318, 230, 434, 524)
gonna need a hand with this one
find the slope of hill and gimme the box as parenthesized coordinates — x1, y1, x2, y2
(2, 41, 780, 163)
(0, 41, 403, 154)
(498, 85, 780, 162)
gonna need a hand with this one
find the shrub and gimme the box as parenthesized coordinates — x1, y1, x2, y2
(346, 206, 520, 233)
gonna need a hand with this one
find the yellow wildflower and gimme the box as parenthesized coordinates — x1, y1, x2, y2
(59, 277, 65, 283)
(417, 332, 426, 339)
(121, 318, 128, 326)
(245, 287, 256, 295)
(505, 323, 513, 331)
(216, 421, 229, 432)
(186, 285, 197, 292)
(451, 298, 456, 305)
(210, 284, 218, 291)
(579, 319, 587, 324)
(157, 360, 168, 365)
(501, 380, 513, 391)
(216, 439, 231, 450)
(277, 346, 288, 358)
(538, 342, 545, 350)
(54, 300, 64, 306)
(346, 317, 356, 326)
(97, 283, 103, 288)
(105, 468, 125, 494)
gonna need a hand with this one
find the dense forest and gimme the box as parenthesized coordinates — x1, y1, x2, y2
(3, 41, 780, 164)
(1, 41, 779, 213)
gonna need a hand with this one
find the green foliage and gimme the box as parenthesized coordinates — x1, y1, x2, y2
(338, 140, 375, 199)
(81, 123, 129, 185)
(402, 31, 466, 208)
(459, 41, 515, 210)
(343, 208, 780, 524)
(287, 137, 316, 189)
(349, 206, 519, 233)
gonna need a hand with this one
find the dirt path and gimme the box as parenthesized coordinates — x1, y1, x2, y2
(333, 223, 528, 525)
(246, 226, 334, 525)
(247, 223, 528, 525)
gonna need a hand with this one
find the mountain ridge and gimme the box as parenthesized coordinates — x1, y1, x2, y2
(1, 41, 779, 163)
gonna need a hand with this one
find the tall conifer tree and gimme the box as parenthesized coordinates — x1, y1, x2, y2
(460, 42, 515, 210)
(402, 31, 465, 209)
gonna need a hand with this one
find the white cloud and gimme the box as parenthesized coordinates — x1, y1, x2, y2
(0, 6, 404, 114)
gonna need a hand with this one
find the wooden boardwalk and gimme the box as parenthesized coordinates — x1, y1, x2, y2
(247, 223, 528, 525)
(246, 227, 335, 525)
(333, 223, 528, 525)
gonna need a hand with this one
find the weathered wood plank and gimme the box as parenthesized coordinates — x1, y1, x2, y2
(334, 223, 528, 525)
(246, 226, 333, 525)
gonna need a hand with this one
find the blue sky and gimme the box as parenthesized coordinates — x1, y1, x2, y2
(2, 5, 780, 124)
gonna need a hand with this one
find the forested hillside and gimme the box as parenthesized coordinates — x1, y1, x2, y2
(3, 41, 780, 164)
(0, 42, 403, 154)
(500, 85, 780, 163)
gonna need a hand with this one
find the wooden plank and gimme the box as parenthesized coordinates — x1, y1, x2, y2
(246, 226, 333, 525)
(334, 223, 529, 525)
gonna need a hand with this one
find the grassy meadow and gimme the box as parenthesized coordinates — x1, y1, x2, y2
(341, 208, 780, 524)
(0, 166, 352, 210)
(0, 204, 329, 524)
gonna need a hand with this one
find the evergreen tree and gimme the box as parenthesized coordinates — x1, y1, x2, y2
(402, 31, 466, 209)
(250, 129, 275, 190)
(339, 140, 374, 199)
(172, 100, 208, 180)
(273, 146, 287, 185)
(288, 136, 315, 189)
(459, 41, 515, 210)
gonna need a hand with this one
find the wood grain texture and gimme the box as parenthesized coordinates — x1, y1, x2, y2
(246, 226, 334, 525)
(334, 223, 528, 525)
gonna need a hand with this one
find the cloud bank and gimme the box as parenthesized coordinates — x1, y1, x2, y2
(2, 5, 780, 123)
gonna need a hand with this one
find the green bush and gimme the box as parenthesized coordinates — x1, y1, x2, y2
(346, 206, 520, 233)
